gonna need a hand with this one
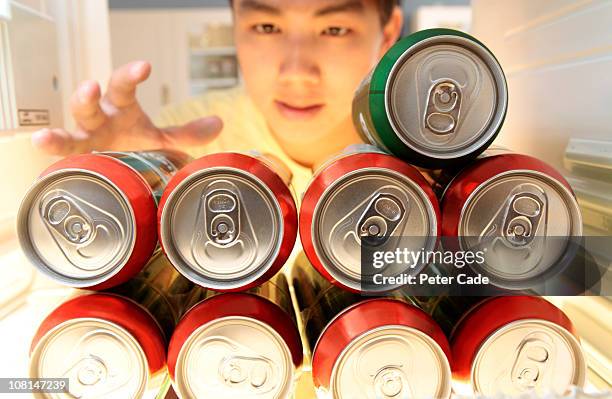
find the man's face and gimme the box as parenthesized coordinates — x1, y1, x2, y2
(233, 0, 397, 142)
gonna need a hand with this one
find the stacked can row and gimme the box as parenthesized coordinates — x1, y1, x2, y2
(28, 253, 586, 398)
(17, 146, 582, 295)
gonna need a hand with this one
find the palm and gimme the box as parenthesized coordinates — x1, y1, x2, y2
(33, 61, 222, 155)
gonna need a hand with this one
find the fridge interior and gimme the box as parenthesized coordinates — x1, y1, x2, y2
(0, 0, 610, 397)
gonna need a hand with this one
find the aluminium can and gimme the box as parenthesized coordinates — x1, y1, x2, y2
(17, 150, 191, 290)
(109, 250, 206, 339)
(446, 296, 586, 397)
(29, 293, 167, 399)
(440, 151, 583, 289)
(300, 146, 440, 293)
(353, 28, 508, 169)
(166, 275, 303, 399)
(158, 152, 298, 292)
(291, 254, 452, 399)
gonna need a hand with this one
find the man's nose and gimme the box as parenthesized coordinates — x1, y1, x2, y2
(278, 39, 321, 86)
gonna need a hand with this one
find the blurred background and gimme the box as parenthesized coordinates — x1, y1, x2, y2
(0, 0, 610, 397)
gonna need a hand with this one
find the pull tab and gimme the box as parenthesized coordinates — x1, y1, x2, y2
(357, 194, 406, 247)
(39, 191, 125, 271)
(220, 356, 274, 391)
(477, 184, 548, 279)
(191, 180, 258, 274)
(510, 332, 555, 392)
(206, 189, 240, 245)
(480, 183, 548, 249)
(44, 196, 95, 244)
(198, 336, 278, 395)
(424, 80, 462, 135)
(62, 355, 109, 397)
(61, 329, 135, 398)
(328, 187, 411, 274)
(503, 193, 544, 247)
(357, 335, 415, 399)
(373, 366, 411, 399)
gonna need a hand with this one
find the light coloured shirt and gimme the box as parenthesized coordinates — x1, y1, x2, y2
(156, 86, 313, 199)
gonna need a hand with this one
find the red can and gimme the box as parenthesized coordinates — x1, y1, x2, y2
(158, 152, 298, 292)
(167, 279, 303, 399)
(30, 293, 167, 398)
(300, 146, 441, 293)
(451, 296, 586, 397)
(17, 150, 191, 290)
(311, 298, 452, 399)
(441, 151, 583, 289)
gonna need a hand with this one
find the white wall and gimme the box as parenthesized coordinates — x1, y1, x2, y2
(471, 0, 612, 171)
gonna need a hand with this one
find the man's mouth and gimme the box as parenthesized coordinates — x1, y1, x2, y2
(274, 100, 325, 119)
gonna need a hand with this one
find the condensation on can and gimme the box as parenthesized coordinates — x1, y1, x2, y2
(441, 152, 583, 289)
(300, 149, 440, 293)
(158, 152, 298, 292)
(353, 28, 508, 168)
(29, 293, 167, 399)
(167, 274, 303, 399)
(17, 150, 190, 290)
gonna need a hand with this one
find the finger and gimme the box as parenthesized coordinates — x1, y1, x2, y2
(162, 116, 223, 147)
(31, 128, 90, 156)
(70, 81, 106, 131)
(105, 61, 151, 108)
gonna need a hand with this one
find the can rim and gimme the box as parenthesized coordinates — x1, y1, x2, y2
(385, 34, 507, 159)
(30, 317, 150, 398)
(310, 167, 438, 292)
(311, 298, 375, 358)
(470, 318, 586, 395)
(159, 166, 284, 290)
(173, 315, 295, 399)
(17, 169, 137, 288)
(311, 298, 452, 394)
(330, 324, 452, 399)
(457, 169, 583, 289)
(368, 28, 508, 166)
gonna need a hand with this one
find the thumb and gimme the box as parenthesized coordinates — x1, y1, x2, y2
(162, 116, 223, 147)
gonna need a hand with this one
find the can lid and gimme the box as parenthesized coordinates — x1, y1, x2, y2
(174, 316, 294, 399)
(30, 318, 149, 398)
(160, 168, 283, 290)
(385, 34, 507, 159)
(18, 170, 135, 287)
(313, 168, 437, 292)
(471, 319, 586, 397)
(459, 171, 582, 287)
(331, 325, 452, 399)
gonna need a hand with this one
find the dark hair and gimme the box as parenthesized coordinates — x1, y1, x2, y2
(229, 0, 401, 26)
(377, 0, 402, 26)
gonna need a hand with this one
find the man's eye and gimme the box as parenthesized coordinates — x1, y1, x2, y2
(253, 23, 281, 34)
(322, 26, 351, 37)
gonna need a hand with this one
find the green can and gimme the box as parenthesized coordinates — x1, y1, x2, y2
(353, 28, 508, 169)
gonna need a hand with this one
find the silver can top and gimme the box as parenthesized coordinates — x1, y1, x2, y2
(160, 168, 283, 290)
(174, 316, 294, 399)
(330, 326, 452, 399)
(18, 171, 135, 287)
(459, 171, 583, 287)
(313, 168, 438, 291)
(386, 35, 507, 159)
(30, 318, 150, 399)
(471, 319, 586, 397)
